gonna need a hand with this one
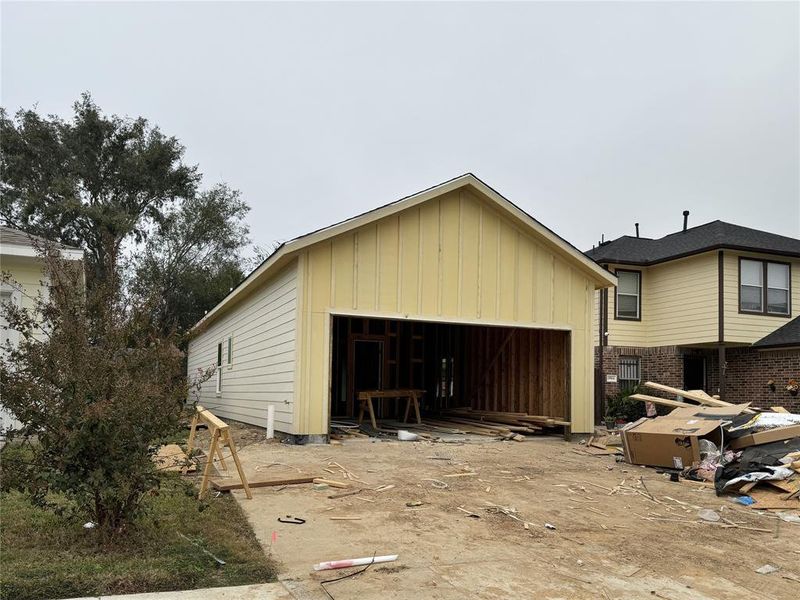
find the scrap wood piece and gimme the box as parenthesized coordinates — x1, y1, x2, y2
(517, 415, 572, 427)
(456, 506, 481, 518)
(772, 407, 790, 413)
(422, 478, 449, 489)
(747, 488, 800, 510)
(154, 444, 195, 472)
(628, 393, 691, 409)
(328, 488, 364, 499)
(211, 475, 316, 491)
(443, 472, 478, 478)
(643, 381, 755, 412)
(313, 478, 350, 489)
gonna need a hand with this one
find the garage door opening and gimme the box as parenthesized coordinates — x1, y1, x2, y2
(329, 316, 570, 429)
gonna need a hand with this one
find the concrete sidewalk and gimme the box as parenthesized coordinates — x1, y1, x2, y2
(69, 582, 293, 600)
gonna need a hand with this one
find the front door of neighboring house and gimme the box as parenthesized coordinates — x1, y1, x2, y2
(683, 355, 706, 391)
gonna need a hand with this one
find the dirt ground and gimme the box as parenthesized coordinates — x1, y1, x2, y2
(193, 427, 799, 600)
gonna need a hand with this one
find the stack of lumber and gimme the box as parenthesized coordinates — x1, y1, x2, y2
(432, 408, 571, 437)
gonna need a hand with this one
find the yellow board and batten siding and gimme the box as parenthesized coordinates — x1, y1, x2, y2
(294, 188, 599, 435)
(599, 251, 800, 348)
(722, 251, 800, 344)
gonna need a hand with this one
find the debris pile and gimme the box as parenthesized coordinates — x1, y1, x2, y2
(621, 381, 800, 512)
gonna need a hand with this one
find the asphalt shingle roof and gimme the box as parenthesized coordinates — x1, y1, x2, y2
(753, 316, 800, 349)
(585, 220, 800, 265)
(0, 226, 82, 251)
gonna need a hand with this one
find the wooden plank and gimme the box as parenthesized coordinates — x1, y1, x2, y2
(643, 382, 755, 413)
(627, 393, 690, 409)
(223, 427, 252, 500)
(517, 415, 572, 427)
(211, 476, 316, 491)
(195, 404, 229, 430)
(771, 407, 790, 413)
(313, 478, 351, 489)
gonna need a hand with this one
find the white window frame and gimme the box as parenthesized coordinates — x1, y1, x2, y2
(615, 269, 641, 320)
(216, 342, 223, 394)
(739, 258, 791, 316)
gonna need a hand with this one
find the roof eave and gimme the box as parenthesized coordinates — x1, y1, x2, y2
(192, 174, 618, 331)
(593, 243, 800, 267)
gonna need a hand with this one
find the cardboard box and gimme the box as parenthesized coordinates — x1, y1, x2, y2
(728, 424, 800, 450)
(621, 415, 722, 469)
(620, 404, 752, 468)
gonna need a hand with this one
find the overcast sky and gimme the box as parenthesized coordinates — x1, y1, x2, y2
(2, 1, 798, 255)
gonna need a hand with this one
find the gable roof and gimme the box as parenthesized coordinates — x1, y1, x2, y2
(585, 220, 800, 266)
(0, 226, 84, 259)
(752, 316, 800, 349)
(194, 173, 617, 329)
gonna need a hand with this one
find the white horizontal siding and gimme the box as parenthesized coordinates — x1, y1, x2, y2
(186, 261, 298, 433)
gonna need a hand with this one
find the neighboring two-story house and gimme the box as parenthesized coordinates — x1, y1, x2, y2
(586, 216, 800, 414)
(0, 226, 84, 433)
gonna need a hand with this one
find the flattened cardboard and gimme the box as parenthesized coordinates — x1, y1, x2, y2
(728, 424, 800, 450)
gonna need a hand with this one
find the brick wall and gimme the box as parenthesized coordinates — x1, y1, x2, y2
(724, 347, 800, 411)
(594, 344, 800, 412)
(596, 345, 684, 399)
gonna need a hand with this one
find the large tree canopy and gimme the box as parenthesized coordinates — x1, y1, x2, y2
(0, 93, 199, 283)
(1, 94, 252, 332)
(132, 184, 250, 334)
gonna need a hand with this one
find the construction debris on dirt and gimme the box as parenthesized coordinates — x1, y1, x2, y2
(331, 408, 571, 442)
(621, 380, 800, 513)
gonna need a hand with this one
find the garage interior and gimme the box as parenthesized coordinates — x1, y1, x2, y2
(329, 316, 570, 429)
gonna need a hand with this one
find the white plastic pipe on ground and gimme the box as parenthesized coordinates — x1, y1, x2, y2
(266, 405, 275, 439)
(313, 554, 398, 571)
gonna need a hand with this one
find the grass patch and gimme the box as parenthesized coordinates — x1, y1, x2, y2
(0, 474, 277, 600)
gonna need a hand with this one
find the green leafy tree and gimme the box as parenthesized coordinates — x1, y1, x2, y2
(131, 184, 250, 334)
(0, 93, 199, 284)
(0, 245, 210, 536)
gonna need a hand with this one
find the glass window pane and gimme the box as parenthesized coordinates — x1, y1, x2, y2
(767, 263, 789, 290)
(740, 260, 763, 287)
(617, 294, 638, 317)
(617, 271, 639, 295)
(767, 288, 789, 314)
(741, 285, 763, 311)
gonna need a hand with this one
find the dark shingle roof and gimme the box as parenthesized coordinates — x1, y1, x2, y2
(585, 221, 800, 265)
(753, 316, 800, 349)
(0, 226, 82, 251)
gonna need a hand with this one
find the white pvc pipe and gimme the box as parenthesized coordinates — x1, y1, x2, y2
(266, 405, 275, 439)
(313, 554, 398, 571)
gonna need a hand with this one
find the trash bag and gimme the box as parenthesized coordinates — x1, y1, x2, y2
(714, 437, 800, 493)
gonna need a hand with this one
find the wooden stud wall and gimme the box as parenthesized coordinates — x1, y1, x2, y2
(463, 327, 569, 418)
(331, 316, 570, 421)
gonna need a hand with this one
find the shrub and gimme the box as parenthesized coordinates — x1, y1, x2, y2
(604, 385, 671, 423)
(0, 247, 209, 537)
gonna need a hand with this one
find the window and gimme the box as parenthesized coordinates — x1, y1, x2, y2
(618, 356, 641, 390)
(216, 342, 223, 393)
(227, 336, 233, 367)
(740, 259, 790, 316)
(615, 270, 641, 320)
